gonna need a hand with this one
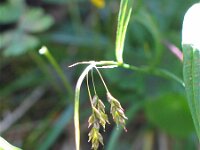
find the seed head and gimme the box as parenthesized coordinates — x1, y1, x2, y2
(107, 92, 128, 131)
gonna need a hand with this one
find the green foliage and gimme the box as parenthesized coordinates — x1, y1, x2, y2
(0, 3, 22, 24)
(0, 1, 54, 57)
(1, 0, 199, 149)
(134, 8, 162, 66)
(37, 106, 73, 150)
(43, 0, 84, 4)
(104, 68, 145, 93)
(182, 3, 200, 140)
(183, 45, 200, 140)
(115, 0, 133, 63)
(19, 8, 53, 33)
(145, 93, 194, 138)
(2, 32, 39, 56)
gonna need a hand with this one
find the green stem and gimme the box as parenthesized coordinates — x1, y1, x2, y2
(93, 66, 110, 93)
(118, 63, 185, 87)
(70, 60, 184, 87)
(91, 69, 97, 96)
(39, 46, 73, 98)
(70, 61, 185, 87)
(30, 51, 61, 93)
(86, 73, 93, 107)
(74, 64, 95, 150)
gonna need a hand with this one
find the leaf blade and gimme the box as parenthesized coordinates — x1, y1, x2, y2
(183, 45, 200, 140)
(115, 0, 133, 63)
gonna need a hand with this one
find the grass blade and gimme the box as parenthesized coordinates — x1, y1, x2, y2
(39, 46, 73, 97)
(115, 0, 133, 63)
(182, 3, 200, 140)
(183, 45, 200, 140)
(37, 105, 73, 150)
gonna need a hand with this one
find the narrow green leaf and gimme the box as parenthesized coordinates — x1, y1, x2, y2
(182, 3, 200, 140)
(115, 0, 133, 63)
(183, 45, 200, 140)
(37, 105, 73, 150)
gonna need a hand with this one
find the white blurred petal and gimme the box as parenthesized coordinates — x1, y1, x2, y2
(182, 3, 200, 50)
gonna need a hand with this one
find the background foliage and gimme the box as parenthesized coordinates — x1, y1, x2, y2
(0, 0, 199, 149)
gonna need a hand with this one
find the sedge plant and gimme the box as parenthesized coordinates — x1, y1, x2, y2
(69, 0, 191, 149)
(71, 0, 132, 149)
(35, 1, 199, 149)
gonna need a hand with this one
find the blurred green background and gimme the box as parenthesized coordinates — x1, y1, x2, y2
(0, 0, 199, 149)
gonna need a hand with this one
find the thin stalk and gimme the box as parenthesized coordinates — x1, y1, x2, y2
(93, 66, 109, 93)
(74, 64, 95, 150)
(119, 63, 185, 87)
(69, 60, 118, 67)
(91, 69, 97, 96)
(29, 51, 61, 93)
(70, 60, 184, 87)
(39, 46, 73, 98)
(86, 73, 93, 107)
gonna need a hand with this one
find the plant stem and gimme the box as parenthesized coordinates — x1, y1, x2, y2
(86, 73, 93, 107)
(39, 46, 73, 98)
(91, 69, 98, 96)
(70, 60, 184, 87)
(74, 64, 95, 150)
(30, 51, 61, 93)
(93, 66, 109, 93)
(118, 63, 185, 87)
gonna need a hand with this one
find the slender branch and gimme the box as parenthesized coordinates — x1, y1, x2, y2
(96, 65, 118, 69)
(69, 61, 96, 67)
(69, 61, 117, 68)
(91, 69, 97, 96)
(93, 66, 109, 93)
(74, 64, 95, 150)
(70, 60, 184, 87)
(119, 63, 185, 87)
(39, 46, 73, 98)
(86, 73, 93, 107)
